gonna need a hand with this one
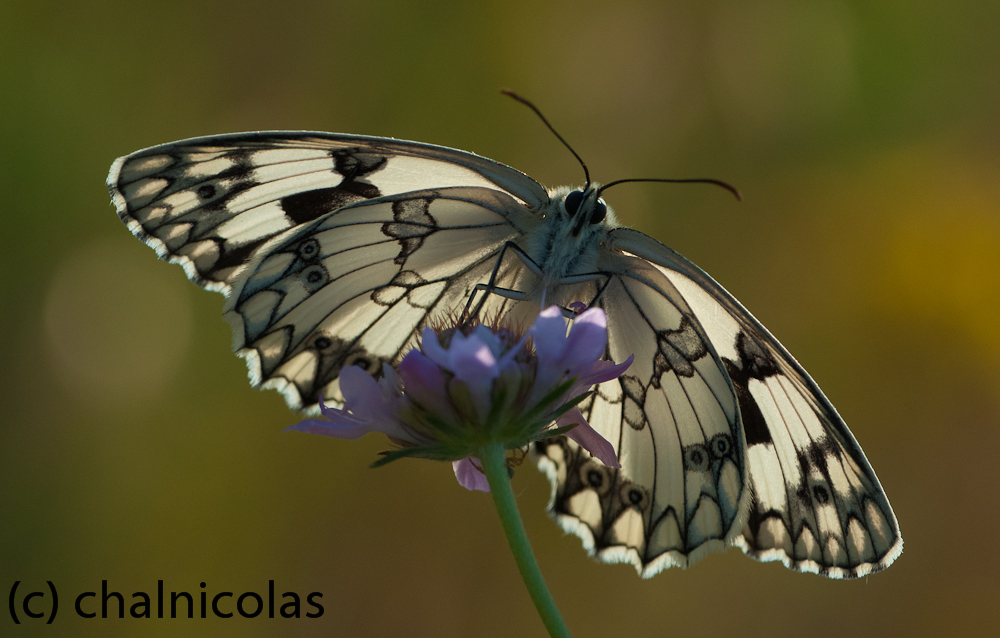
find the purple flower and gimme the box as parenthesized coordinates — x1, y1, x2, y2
(287, 306, 633, 492)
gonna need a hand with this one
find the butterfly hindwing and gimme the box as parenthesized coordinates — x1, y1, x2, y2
(223, 186, 538, 411)
(601, 227, 902, 577)
(536, 253, 750, 577)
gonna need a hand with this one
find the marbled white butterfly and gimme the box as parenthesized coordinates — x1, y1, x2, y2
(108, 103, 901, 579)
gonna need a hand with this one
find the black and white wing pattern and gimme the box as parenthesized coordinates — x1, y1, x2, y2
(534, 249, 750, 576)
(108, 132, 546, 410)
(109, 128, 900, 580)
(534, 227, 902, 579)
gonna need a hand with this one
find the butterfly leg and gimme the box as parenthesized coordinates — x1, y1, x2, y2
(463, 241, 543, 321)
(548, 271, 614, 318)
(584, 273, 614, 308)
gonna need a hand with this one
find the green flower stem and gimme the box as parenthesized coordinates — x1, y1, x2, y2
(480, 443, 571, 638)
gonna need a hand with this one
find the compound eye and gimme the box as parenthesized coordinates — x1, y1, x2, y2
(564, 190, 585, 216)
(590, 199, 607, 224)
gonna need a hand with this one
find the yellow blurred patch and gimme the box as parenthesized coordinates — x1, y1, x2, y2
(43, 236, 194, 408)
(867, 143, 1000, 360)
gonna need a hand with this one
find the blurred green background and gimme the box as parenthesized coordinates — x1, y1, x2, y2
(2, 0, 999, 636)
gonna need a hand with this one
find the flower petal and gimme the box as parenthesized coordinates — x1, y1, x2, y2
(379, 363, 404, 395)
(448, 338, 499, 420)
(289, 367, 415, 442)
(565, 355, 635, 398)
(453, 457, 491, 492)
(419, 326, 450, 368)
(531, 306, 569, 362)
(398, 350, 455, 419)
(472, 325, 504, 358)
(496, 332, 529, 371)
(581, 355, 634, 385)
(558, 307, 608, 373)
(339, 366, 385, 412)
(557, 408, 621, 468)
(284, 418, 373, 440)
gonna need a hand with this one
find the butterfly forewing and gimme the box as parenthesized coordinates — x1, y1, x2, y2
(109, 133, 547, 412)
(108, 132, 548, 294)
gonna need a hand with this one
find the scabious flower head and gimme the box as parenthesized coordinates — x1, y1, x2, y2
(287, 306, 633, 491)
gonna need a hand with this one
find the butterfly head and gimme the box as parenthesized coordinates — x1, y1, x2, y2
(561, 186, 611, 237)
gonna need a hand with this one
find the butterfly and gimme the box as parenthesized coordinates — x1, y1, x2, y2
(108, 117, 901, 580)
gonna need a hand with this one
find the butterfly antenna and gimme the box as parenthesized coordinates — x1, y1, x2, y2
(502, 89, 591, 190)
(598, 178, 742, 202)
